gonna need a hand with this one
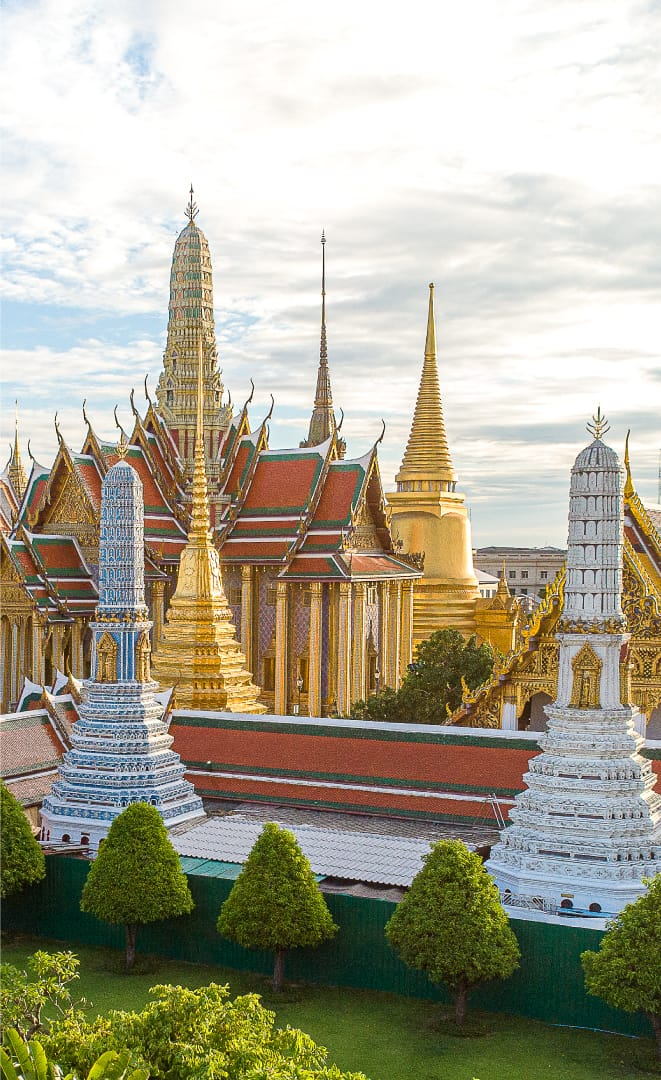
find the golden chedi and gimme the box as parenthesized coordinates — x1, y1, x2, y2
(151, 342, 265, 713)
(387, 284, 479, 647)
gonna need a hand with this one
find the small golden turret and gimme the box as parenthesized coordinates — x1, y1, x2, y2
(8, 402, 27, 500)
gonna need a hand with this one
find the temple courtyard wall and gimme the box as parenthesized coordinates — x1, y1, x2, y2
(168, 712, 661, 824)
(3, 853, 652, 1039)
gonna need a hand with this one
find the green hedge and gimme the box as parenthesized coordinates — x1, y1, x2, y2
(2, 855, 650, 1037)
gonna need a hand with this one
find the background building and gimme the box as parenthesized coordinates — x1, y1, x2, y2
(473, 547, 567, 599)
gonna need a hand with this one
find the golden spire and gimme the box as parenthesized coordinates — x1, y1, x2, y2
(190, 336, 211, 538)
(396, 284, 456, 489)
(623, 429, 634, 498)
(8, 401, 27, 499)
(150, 334, 264, 713)
(301, 231, 345, 455)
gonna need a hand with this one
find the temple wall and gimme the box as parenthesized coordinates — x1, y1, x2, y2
(169, 710, 661, 823)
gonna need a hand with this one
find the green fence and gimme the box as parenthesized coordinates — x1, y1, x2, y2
(2, 856, 651, 1038)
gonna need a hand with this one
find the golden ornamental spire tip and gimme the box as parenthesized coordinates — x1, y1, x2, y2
(586, 405, 609, 441)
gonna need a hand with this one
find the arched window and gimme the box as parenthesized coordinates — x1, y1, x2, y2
(135, 631, 151, 683)
(96, 631, 118, 683)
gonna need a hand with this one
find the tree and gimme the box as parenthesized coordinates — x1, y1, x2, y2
(217, 822, 337, 992)
(41, 983, 367, 1080)
(1, 784, 46, 899)
(80, 803, 193, 971)
(0, 952, 84, 1043)
(385, 840, 520, 1025)
(582, 875, 661, 1059)
(352, 629, 494, 724)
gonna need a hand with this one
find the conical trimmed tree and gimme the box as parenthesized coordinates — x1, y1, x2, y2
(80, 802, 194, 969)
(217, 822, 337, 991)
(386, 839, 520, 1025)
(1, 782, 46, 898)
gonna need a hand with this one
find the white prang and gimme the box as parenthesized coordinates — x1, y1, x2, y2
(40, 456, 203, 850)
(487, 419, 661, 916)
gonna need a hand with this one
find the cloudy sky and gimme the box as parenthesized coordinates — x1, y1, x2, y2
(1, 0, 659, 546)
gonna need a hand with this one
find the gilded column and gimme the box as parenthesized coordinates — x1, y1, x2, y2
(151, 580, 166, 645)
(388, 582, 402, 688)
(400, 581, 414, 677)
(33, 619, 45, 685)
(241, 564, 254, 671)
(337, 582, 352, 716)
(70, 623, 84, 678)
(308, 582, 323, 717)
(11, 622, 20, 704)
(351, 583, 367, 706)
(379, 582, 391, 688)
(275, 580, 289, 714)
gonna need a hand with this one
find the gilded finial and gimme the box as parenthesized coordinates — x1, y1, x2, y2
(113, 406, 129, 457)
(586, 406, 610, 441)
(82, 399, 91, 430)
(185, 184, 199, 224)
(116, 431, 129, 460)
(27, 438, 35, 462)
(54, 412, 63, 444)
(336, 407, 344, 434)
(623, 429, 634, 497)
(375, 419, 386, 446)
(144, 374, 153, 406)
(130, 387, 140, 420)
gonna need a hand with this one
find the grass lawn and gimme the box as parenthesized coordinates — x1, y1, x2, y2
(2, 935, 659, 1080)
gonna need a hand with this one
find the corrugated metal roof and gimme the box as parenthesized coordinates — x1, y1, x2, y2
(173, 815, 433, 887)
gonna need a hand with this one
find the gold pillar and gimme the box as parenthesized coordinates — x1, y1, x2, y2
(151, 580, 166, 645)
(337, 582, 352, 716)
(400, 580, 414, 679)
(379, 582, 391, 688)
(70, 622, 84, 678)
(351, 582, 367, 706)
(388, 582, 402, 689)
(33, 618, 45, 685)
(241, 564, 254, 671)
(275, 580, 289, 714)
(11, 622, 20, 704)
(308, 581, 323, 717)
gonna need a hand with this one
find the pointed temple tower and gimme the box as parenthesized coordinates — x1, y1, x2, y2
(487, 412, 661, 915)
(8, 403, 27, 502)
(300, 232, 346, 457)
(387, 284, 479, 646)
(151, 342, 265, 713)
(156, 188, 231, 478)
(40, 436, 203, 849)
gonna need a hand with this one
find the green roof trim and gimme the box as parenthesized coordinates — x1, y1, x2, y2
(173, 713, 538, 749)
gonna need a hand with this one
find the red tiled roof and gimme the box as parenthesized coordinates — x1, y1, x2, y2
(5, 772, 57, 806)
(312, 464, 363, 526)
(72, 457, 103, 510)
(0, 712, 65, 776)
(241, 452, 324, 515)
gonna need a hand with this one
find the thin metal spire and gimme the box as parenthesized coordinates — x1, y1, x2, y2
(320, 230, 327, 364)
(185, 184, 199, 224)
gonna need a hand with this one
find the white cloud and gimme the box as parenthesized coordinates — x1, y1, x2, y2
(1, 0, 659, 545)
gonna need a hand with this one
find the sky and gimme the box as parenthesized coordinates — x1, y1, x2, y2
(1, 0, 660, 547)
